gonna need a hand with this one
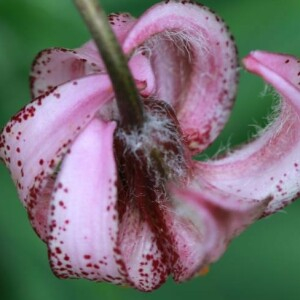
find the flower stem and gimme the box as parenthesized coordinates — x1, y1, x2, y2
(73, 0, 145, 129)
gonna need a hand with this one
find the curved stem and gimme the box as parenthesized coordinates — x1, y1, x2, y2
(73, 0, 145, 129)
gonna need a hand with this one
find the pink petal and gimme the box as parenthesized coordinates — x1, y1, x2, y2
(123, 1, 238, 153)
(118, 209, 169, 291)
(107, 12, 136, 44)
(47, 119, 126, 283)
(197, 51, 300, 216)
(169, 180, 269, 279)
(0, 75, 113, 239)
(30, 13, 136, 98)
(164, 189, 221, 282)
(128, 53, 155, 97)
(30, 47, 103, 99)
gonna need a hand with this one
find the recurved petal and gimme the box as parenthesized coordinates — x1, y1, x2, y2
(197, 51, 300, 216)
(123, 0, 238, 154)
(169, 180, 269, 280)
(0, 75, 113, 239)
(47, 119, 126, 283)
(30, 13, 136, 98)
(30, 47, 103, 99)
(164, 189, 221, 282)
(107, 12, 136, 44)
(128, 53, 155, 97)
(117, 209, 169, 291)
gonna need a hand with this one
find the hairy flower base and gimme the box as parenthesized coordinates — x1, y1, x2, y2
(115, 99, 188, 182)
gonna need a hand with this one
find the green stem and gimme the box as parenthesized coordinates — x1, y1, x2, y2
(73, 0, 145, 129)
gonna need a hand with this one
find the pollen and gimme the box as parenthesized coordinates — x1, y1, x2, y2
(198, 265, 210, 276)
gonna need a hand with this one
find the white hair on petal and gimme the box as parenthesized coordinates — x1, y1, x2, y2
(162, 29, 209, 62)
(132, 28, 211, 104)
(198, 86, 289, 162)
(211, 138, 234, 160)
(259, 83, 273, 98)
(251, 86, 293, 142)
(133, 28, 209, 63)
(206, 86, 298, 163)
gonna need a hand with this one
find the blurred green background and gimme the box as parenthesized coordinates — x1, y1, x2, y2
(1, 0, 300, 299)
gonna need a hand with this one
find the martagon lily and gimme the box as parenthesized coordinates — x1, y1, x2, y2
(1, 0, 300, 292)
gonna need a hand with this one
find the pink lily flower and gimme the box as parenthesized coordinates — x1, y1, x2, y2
(1, 0, 300, 292)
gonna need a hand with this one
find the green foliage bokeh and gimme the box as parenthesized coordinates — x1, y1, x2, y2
(0, 1, 300, 299)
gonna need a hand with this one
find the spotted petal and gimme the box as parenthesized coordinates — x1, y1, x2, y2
(164, 189, 222, 282)
(0, 74, 113, 239)
(169, 179, 269, 280)
(47, 119, 127, 284)
(30, 13, 136, 98)
(118, 209, 169, 291)
(122, 0, 238, 154)
(30, 46, 103, 98)
(197, 51, 300, 216)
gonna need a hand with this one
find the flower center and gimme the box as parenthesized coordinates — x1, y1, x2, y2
(114, 99, 188, 195)
(113, 98, 189, 238)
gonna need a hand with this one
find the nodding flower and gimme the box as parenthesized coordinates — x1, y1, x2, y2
(1, 0, 300, 292)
